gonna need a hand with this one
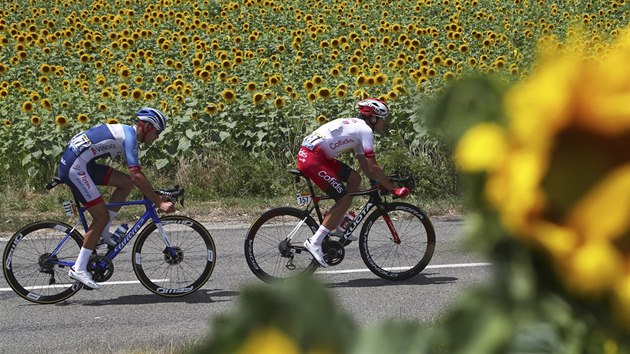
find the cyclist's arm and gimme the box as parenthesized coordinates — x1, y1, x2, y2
(356, 155, 396, 191)
(355, 125, 396, 191)
(130, 169, 175, 212)
(121, 126, 173, 212)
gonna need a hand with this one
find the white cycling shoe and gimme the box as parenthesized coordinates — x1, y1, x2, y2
(304, 239, 328, 268)
(68, 267, 101, 289)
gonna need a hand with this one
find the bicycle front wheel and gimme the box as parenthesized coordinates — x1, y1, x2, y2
(2, 221, 84, 304)
(359, 203, 435, 281)
(244, 207, 319, 283)
(132, 215, 216, 297)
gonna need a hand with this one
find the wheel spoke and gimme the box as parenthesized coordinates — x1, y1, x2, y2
(244, 208, 317, 283)
(132, 216, 215, 297)
(360, 204, 435, 280)
(2, 222, 82, 304)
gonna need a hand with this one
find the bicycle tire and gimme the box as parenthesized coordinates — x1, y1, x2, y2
(2, 221, 84, 304)
(359, 202, 435, 281)
(244, 207, 319, 283)
(132, 215, 216, 297)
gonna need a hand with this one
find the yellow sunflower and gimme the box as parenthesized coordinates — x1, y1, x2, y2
(457, 30, 630, 328)
(204, 103, 218, 115)
(312, 75, 323, 85)
(252, 92, 265, 106)
(40, 98, 52, 110)
(30, 115, 41, 126)
(77, 113, 89, 124)
(55, 115, 68, 127)
(131, 88, 143, 100)
(246, 82, 257, 92)
(22, 101, 34, 113)
(316, 114, 328, 124)
(317, 87, 332, 99)
(303, 80, 315, 91)
(274, 96, 285, 109)
(221, 89, 237, 104)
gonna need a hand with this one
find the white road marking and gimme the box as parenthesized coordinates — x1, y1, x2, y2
(316, 262, 492, 275)
(0, 279, 169, 292)
(0, 263, 492, 292)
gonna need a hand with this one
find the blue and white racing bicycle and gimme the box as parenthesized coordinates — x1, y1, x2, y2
(2, 177, 216, 304)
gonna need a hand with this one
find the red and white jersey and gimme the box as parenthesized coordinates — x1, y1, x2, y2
(301, 118, 375, 159)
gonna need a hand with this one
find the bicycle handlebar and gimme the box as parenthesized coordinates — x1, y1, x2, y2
(155, 185, 185, 207)
(371, 174, 415, 187)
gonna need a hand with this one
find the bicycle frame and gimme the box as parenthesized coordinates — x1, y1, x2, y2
(296, 173, 401, 244)
(49, 197, 175, 268)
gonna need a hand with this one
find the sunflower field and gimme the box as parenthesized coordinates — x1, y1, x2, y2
(0, 0, 627, 192)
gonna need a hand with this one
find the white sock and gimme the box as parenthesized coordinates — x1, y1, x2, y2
(309, 225, 331, 245)
(101, 210, 117, 237)
(74, 247, 93, 272)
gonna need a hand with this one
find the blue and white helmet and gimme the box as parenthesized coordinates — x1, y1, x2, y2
(136, 107, 167, 133)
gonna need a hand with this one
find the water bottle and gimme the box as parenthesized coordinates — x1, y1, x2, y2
(110, 223, 129, 244)
(338, 211, 356, 231)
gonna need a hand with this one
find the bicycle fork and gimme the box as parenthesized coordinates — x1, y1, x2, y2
(379, 208, 401, 244)
(155, 222, 179, 258)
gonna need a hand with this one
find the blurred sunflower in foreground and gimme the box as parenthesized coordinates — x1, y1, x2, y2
(418, 27, 630, 354)
(454, 27, 630, 331)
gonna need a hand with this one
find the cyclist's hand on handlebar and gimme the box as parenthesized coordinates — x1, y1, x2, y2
(392, 187, 410, 198)
(159, 201, 175, 213)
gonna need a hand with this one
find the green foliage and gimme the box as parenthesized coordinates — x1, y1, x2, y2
(189, 277, 356, 354)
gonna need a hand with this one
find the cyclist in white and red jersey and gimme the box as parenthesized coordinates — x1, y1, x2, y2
(58, 107, 175, 289)
(297, 98, 410, 267)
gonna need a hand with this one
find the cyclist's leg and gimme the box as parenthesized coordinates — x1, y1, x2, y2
(91, 165, 133, 238)
(298, 151, 354, 266)
(96, 166, 133, 209)
(62, 163, 108, 250)
(68, 201, 107, 289)
(319, 161, 357, 231)
(82, 203, 109, 249)
(345, 169, 362, 193)
(59, 156, 108, 288)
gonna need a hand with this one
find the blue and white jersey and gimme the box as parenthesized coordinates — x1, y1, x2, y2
(65, 124, 141, 171)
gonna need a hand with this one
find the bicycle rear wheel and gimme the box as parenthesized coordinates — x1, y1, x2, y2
(359, 203, 435, 281)
(2, 221, 84, 304)
(132, 215, 216, 297)
(244, 207, 319, 283)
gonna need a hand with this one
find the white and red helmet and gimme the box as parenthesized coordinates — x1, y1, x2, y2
(357, 98, 389, 120)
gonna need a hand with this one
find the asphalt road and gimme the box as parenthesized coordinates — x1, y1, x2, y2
(0, 217, 491, 354)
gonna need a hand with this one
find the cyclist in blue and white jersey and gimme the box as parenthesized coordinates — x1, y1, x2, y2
(58, 107, 175, 289)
